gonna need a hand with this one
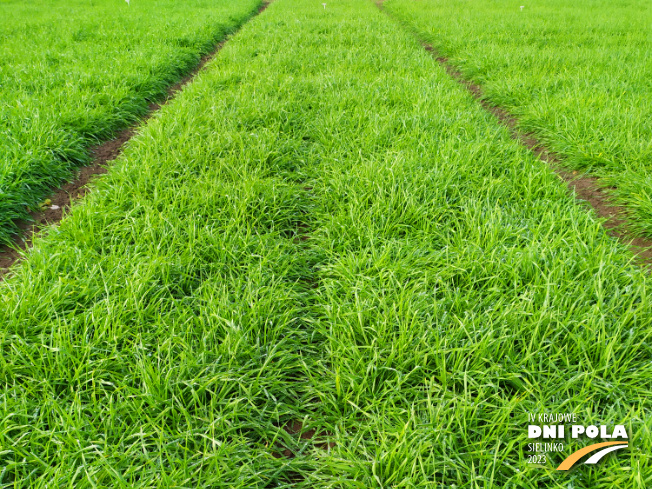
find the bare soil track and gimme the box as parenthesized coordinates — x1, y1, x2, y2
(376, 0, 652, 268)
(424, 47, 652, 268)
(0, 0, 271, 281)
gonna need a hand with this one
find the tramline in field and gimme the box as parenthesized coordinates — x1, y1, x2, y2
(385, 0, 652, 237)
(0, 0, 261, 244)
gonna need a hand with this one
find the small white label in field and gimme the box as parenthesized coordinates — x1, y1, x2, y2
(322, 3, 326, 9)
(520, 5, 524, 10)
(126, 0, 130, 6)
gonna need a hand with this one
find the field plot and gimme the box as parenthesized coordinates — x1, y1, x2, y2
(385, 0, 652, 236)
(0, 0, 261, 243)
(1, 0, 652, 487)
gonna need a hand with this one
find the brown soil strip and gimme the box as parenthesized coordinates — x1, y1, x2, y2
(0, 1, 271, 281)
(420, 47, 652, 266)
(376, 0, 652, 266)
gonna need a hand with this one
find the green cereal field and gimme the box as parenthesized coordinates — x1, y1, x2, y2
(1, 0, 650, 487)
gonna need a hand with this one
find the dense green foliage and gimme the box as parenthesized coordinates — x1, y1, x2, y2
(1, 0, 651, 487)
(0, 0, 261, 243)
(385, 0, 652, 236)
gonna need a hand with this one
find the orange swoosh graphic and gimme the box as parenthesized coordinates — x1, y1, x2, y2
(556, 441, 628, 470)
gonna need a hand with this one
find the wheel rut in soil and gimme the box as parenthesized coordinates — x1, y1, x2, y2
(426, 48, 652, 268)
(0, 1, 272, 281)
(376, 1, 652, 269)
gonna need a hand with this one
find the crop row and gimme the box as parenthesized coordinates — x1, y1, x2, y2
(0, 0, 261, 243)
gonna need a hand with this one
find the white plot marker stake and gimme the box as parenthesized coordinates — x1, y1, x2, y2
(126, 0, 130, 6)
(520, 5, 524, 10)
(322, 3, 326, 8)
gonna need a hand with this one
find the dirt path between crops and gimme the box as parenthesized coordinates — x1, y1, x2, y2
(426, 49, 652, 267)
(376, 1, 652, 269)
(0, 1, 271, 281)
